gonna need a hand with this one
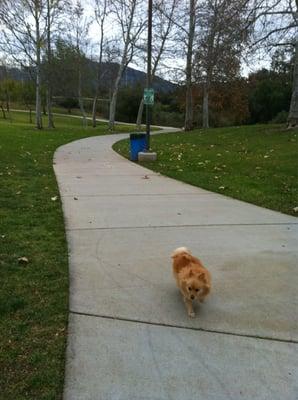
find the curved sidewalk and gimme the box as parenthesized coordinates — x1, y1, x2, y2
(54, 133, 298, 400)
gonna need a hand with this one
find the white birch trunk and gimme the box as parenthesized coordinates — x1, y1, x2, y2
(288, 39, 298, 127)
(202, 82, 209, 129)
(136, 97, 144, 129)
(35, 5, 42, 129)
(92, 96, 98, 127)
(92, 1, 107, 128)
(46, 0, 54, 128)
(78, 68, 87, 127)
(184, 0, 196, 131)
(109, 66, 123, 130)
(109, 0, 137, 130)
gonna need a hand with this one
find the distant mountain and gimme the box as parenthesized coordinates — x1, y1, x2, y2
(0, 65, 31, 81)
(88, 60, 176, 93)
(120, 65, 176, 93)
(1, 61, 177, 94)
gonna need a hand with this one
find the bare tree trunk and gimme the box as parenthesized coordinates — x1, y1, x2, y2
(5, 89, 9, 112)
(109, 68, 123, 130)
(5, 89, 12, 121)
(202, 82, 209, 128)
(46, 87, 54, 127)
(92, 96, 97, 127)
(136, 97, 144, 129)
(46, 0, 54, 128)
(184, 0, 196, 131)
(288, 39, 298, 127)
(78, 68, 87, 127)
(36, 68, 42, 129)
(35, 4, 42, 129)
(109, 0, 138, 130)
(35, 60, 42, 129)
(92, 0, 107, 128)
(1, 104, 6, 119)
(185, 78, 193, 130)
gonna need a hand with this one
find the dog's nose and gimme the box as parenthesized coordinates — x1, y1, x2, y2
(190, 295, 195, 300)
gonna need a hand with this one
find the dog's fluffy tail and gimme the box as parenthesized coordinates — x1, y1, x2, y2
(171, 246, 191, 258)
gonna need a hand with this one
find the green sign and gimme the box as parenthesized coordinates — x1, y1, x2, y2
(144, 88, 154, 105)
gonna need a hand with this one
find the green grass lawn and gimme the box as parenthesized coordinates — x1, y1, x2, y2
(9, 102, 104, 119)
(0, 112, 133, 400)
(113, 124, 298, 216)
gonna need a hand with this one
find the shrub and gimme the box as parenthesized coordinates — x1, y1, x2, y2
(57, 97, 79, 113)
(271, 110, 288, 123)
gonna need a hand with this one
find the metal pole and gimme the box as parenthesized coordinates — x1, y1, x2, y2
(146, 0, 152, 151)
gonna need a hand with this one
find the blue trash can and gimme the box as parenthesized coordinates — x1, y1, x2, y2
(130, 133, 147, 161)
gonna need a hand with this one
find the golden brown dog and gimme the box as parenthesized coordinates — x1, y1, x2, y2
(172, 247, 211, 318)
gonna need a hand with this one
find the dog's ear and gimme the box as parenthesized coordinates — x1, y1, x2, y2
(182, 253, 192, 261)
(198, 272, 206, 283)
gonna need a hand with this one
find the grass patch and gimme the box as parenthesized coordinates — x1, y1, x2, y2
(0, 111, 133, 400)
(113, 124, 298, 216)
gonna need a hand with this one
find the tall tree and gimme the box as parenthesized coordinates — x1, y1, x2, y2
(44, 0, 65, 128)
(247, 0, 298, 126)
(184, 0, 197, 131)
(68, 1, 91, 127)
(152, 0, 199, 130)
(194, 0, 249, 129)
(108, 0, 145, 130)
(91, 0, 109, 128)
(135, 0, 179, 128)
(0, 0, 47, 129)
(0, 61, 14, 114)
(51, 39, 78, 98)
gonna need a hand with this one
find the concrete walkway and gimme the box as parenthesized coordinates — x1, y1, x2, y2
(54, 132, 298, 400)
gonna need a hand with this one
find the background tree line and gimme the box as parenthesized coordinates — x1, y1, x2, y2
(0, 0, 297, 130)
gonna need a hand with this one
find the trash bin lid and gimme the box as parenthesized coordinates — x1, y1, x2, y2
(130, 133, 147, 140)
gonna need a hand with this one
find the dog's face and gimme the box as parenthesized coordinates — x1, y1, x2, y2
(182, 272, 208, 301)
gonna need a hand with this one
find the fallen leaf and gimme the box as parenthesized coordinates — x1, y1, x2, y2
(293, 207, 298, 212)
(51, 196, 58, 201)
(142, 175, 150, 179)
(74, 197, 78, 200)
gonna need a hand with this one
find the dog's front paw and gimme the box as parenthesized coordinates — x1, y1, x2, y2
(188, 311, 195, 318)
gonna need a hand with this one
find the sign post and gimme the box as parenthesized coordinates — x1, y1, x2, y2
(146, 0, 152, 151)
(137, 0, 156, 162)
